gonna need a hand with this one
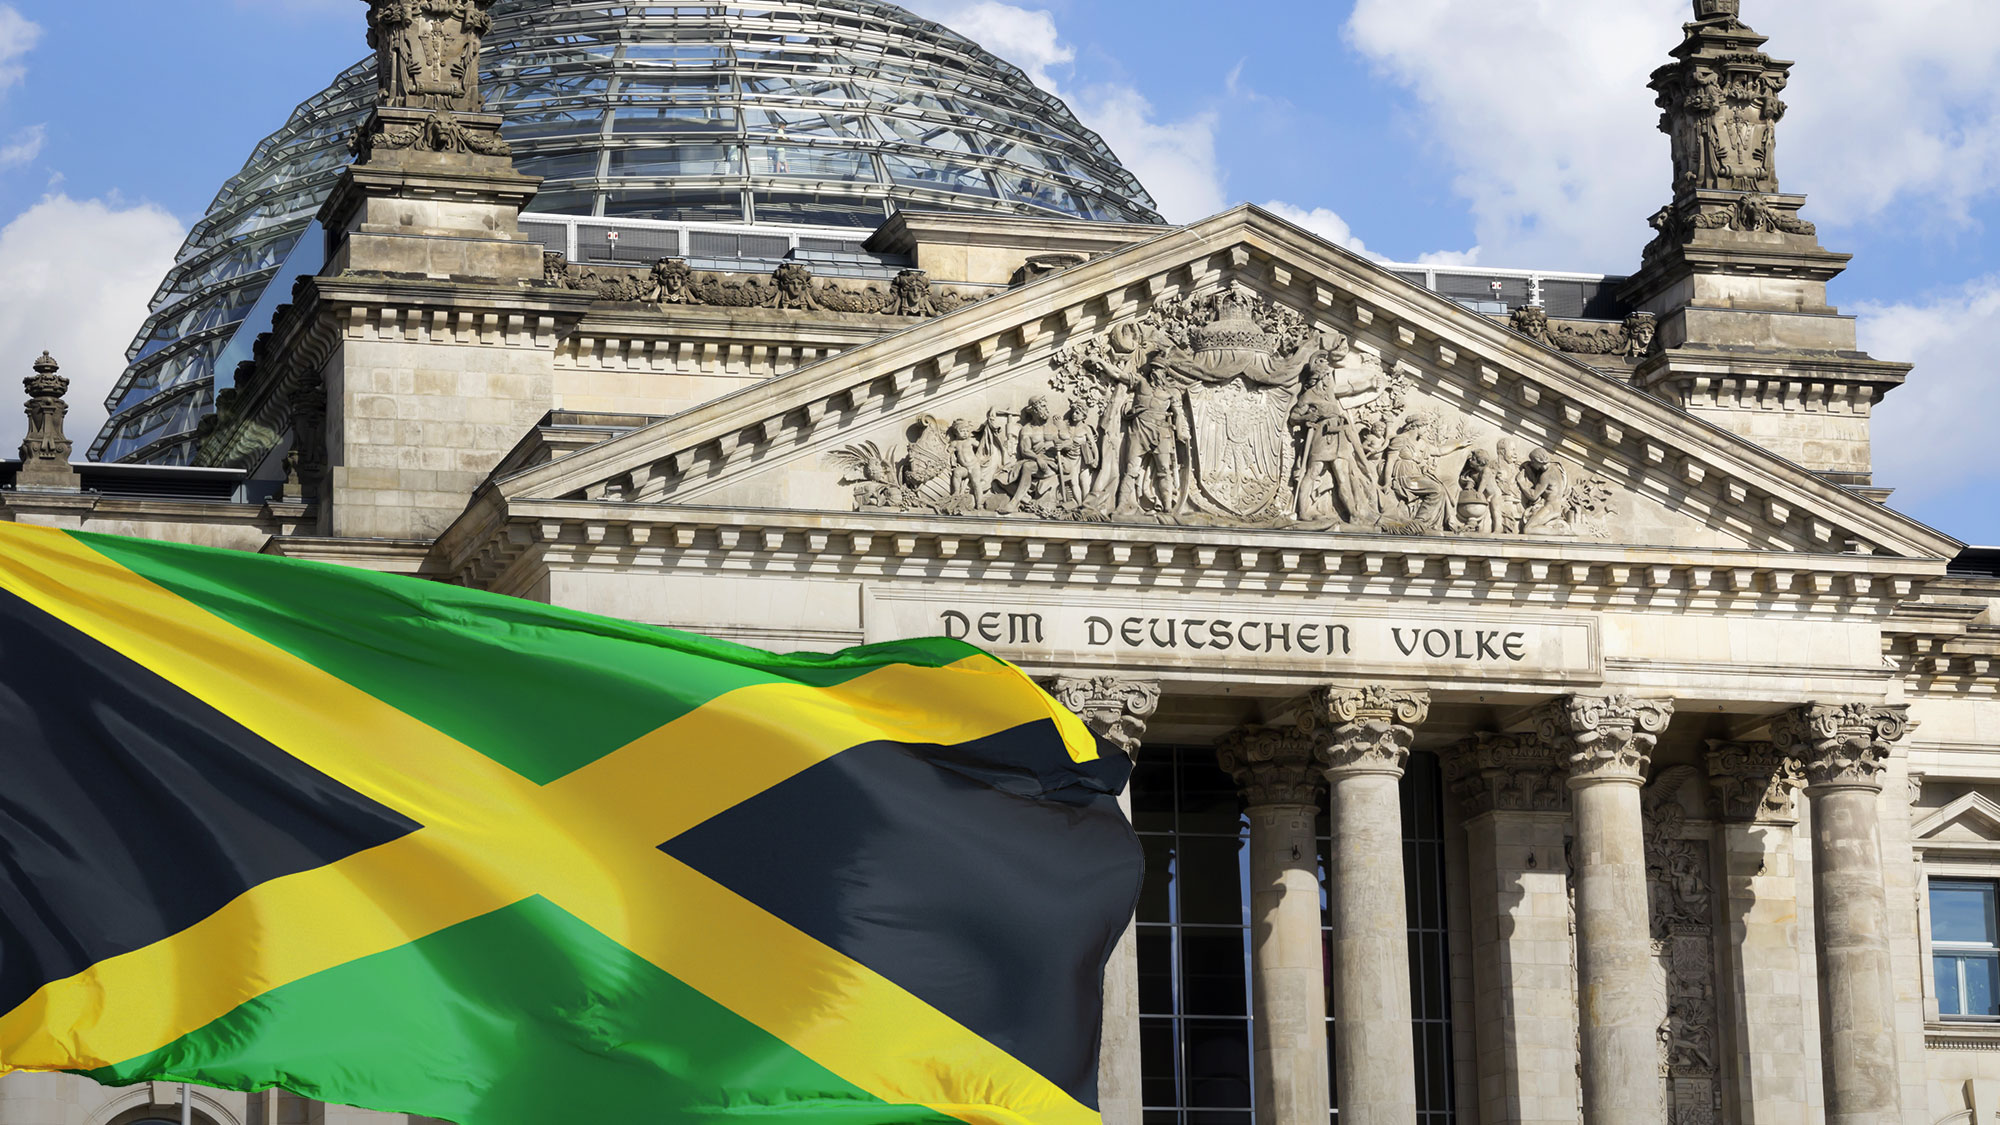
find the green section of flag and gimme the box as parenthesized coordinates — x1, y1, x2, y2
(82, 896, 960, 1125)
(75, 532, 984, 784)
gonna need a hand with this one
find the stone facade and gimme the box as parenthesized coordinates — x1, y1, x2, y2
(7, 3, 2000, 1125)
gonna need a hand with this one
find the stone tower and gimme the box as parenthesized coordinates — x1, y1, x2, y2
(1621, 0, 1909, 489)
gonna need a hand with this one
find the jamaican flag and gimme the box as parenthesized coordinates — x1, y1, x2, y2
(0, 522, 1138, 1125)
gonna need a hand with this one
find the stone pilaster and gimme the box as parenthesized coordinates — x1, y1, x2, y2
(1537, 694, 1674, 1125)
(16, 353, 78, 492)
(1216, 726, 1328, 1125)
(1303, 686, 1429, 1125)
(1705, 741, 1809, 1125)
(1772, 703, 1913, 1125)
(1444, 734, 1579, 1125)
(1049, 675, 1160, 1125)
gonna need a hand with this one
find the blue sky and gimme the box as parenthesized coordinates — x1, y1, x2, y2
(1, 0, 1997, 542)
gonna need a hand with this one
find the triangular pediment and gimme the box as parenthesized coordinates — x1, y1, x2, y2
(480, 206, 1958, 561)
(1915, 792, 2000, 844)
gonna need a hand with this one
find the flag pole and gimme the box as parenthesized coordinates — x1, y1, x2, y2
(180, 1082, 190, 1125)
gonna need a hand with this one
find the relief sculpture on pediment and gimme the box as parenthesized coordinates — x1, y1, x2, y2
(828, 284, 1616, 539)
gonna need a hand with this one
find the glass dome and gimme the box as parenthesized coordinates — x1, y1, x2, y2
(95, 0, 1165, 465)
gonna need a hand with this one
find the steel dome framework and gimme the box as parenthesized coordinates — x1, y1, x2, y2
(96, 0, 1165, 465)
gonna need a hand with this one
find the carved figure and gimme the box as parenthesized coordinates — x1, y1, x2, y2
(1290, 342, 1384, 524)
(1053, 400, 1099, 510)
(1521, 449, 1572, 533)
(1624, 312, 1658, 358)
(1491, 439, 1528, 534)
(885, 270, 941, 317)
(1001, 396, 1063, 511)
(1454, 450, 1495, 533)
(904, 416, 953, 499)
(647, 258, 697, 304)
(1110, 347, 1190, 516)
(946, 418, 999, 510)
(1381, 411, 1472, 534)
(1509, 306, 1558, 348)
(766, 262, 821, 311)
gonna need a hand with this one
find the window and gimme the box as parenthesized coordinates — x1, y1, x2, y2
(1133, 747, 1457, 1124)
(1932, 879, 2000, 1019)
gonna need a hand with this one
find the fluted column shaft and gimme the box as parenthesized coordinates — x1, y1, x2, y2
(1219, 728, 1329, 1125)
(1540, 695, 1674, 1125)
(1051, 676, 1161, 1125)
(1305, 687, 1429, 1125)
(1774, 704, 1911, 1125)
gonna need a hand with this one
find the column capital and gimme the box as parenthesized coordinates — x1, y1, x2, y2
(1534, 694, 1675, 785)
(1445, 732, 1570, 817)
(1217, 726, 1323, 808)
(1300, 685, 1429, 778)
(1769, 702, 1914, 792)
(1705, 739, 1805, 823)
(1048, 675, 1161, 758)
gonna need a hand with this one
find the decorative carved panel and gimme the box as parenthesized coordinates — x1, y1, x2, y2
(828, 285, 1617, 537)
(1644, 765, 1719, 1125)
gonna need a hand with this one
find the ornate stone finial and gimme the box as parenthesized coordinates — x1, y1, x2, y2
(1705, 740, 1804, 822)
(1535, 694, 1675, 785)
(1769, 703, 1914, 792)
(1048, 676, 1161, 759)
(354, 0, 512, 161)
(364, 0, 495, 113)
(17, 351, 77, 489)
(1299, 686, 1430, 777)
(1215, 726, 1322, 808)
(1693, 0, 1740, 18)
(1445, 733, 1569, 817)
(1650, 0, 1792, 210)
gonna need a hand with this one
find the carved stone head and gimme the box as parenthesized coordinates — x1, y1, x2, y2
(1021, 395, 1053, 425)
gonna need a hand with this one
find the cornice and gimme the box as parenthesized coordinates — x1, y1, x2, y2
(424, 497, 1945, 612)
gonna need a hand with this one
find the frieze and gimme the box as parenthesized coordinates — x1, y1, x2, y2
(829, 284, 1617, 538)
(543, 254, 982, 319)
(864, 588, 1601, 680)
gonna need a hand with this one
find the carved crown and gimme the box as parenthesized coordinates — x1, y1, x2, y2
(1191, 290, 1280, 356)
(24, 352, 66, 400)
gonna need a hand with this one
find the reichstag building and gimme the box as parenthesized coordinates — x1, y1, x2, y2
(5, 1, 1998, 1124)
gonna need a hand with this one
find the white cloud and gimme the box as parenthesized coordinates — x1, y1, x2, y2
(0, 195, 186, 456)
(1856, 279, 2000, 520)
(0, 123, 42, 169)
(1260, 201, 1373, 258)
(1344, 1, 2000, 271)
(0, 4, 37, 91)
(1416, 247, 1483, 268)
(898, 0, 1228, 223)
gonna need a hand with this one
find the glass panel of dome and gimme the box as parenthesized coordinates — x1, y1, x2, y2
(505, 108, 607, 140)
(609, 144, 740, 177)
(516, 151, 603, 179)
(603, 188, 747, 223)
(881, 154, 995, 197)
(749, 144, 879, 181)
(751, 191, 886, 228)
(609, 105, 738, 134)
(525, 189, 604, 214)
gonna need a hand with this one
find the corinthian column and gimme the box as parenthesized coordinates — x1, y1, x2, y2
(1538, 694, 1674, 1125)
(1706, 741, 1809, 1125)
(1303, 686, 1430, 1125)
(1216, 726, 1328, 1125)
(1771, 703, 1913, 1125)
(1049, 676, 1161, 1125)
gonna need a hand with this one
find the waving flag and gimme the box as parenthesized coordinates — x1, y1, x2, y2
(0, 522, 1138, 1125)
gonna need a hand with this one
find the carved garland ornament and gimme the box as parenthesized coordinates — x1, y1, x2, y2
(1215, 726, 1322, 808)
(543, 254, 981, 318)
(1300, 686, 1429, 776)
(1048, 676, 1161, 759)
(1769, 702, 1914, 790)
(830, 285, 1617, 538)
(1509, 307, 1659, 360)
